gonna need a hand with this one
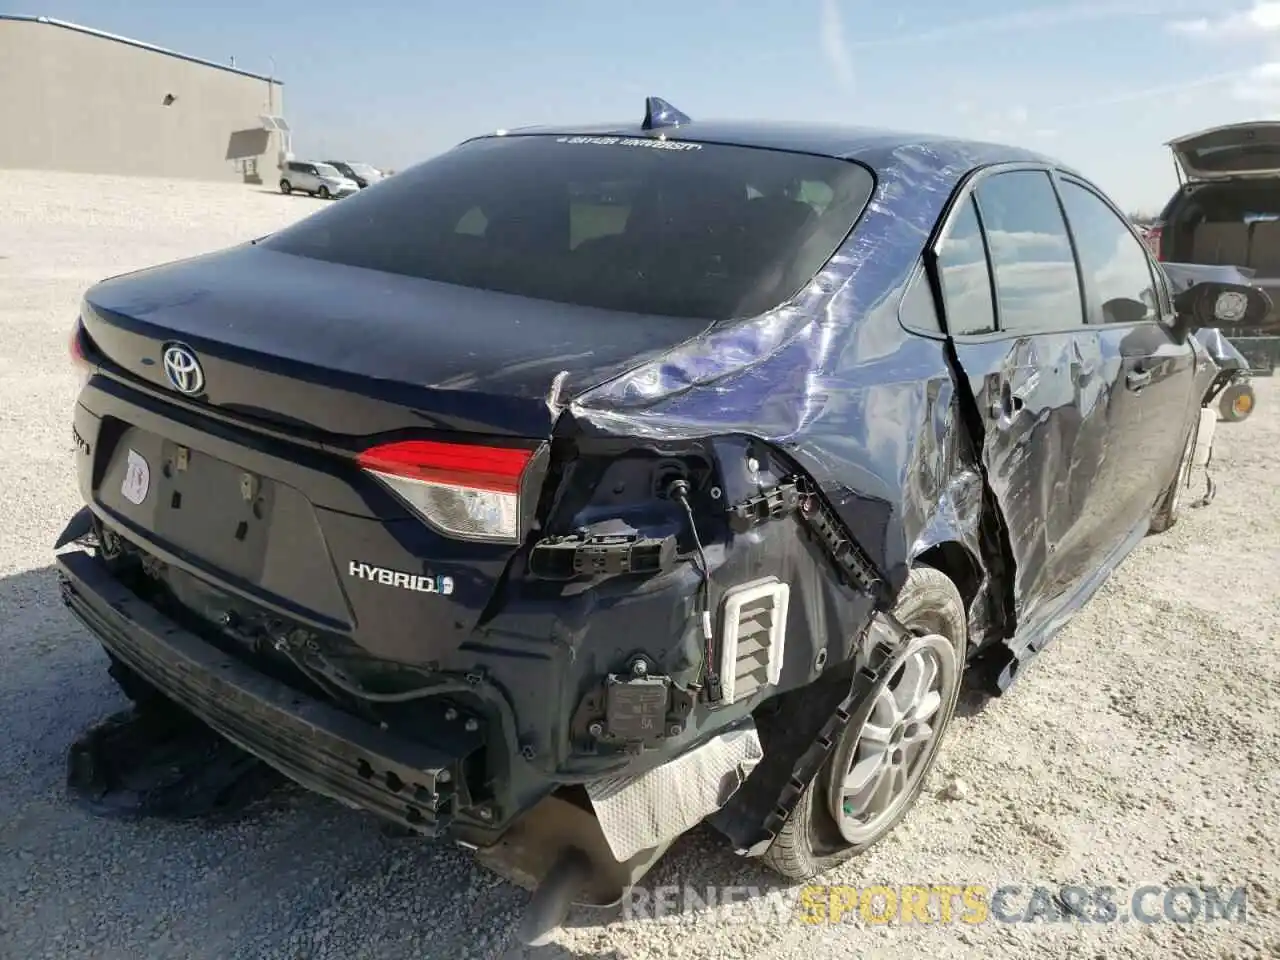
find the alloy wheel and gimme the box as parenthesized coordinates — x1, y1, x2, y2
(827, 632, 959, 845)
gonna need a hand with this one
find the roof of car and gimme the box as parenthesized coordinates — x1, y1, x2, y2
(469, 118, 1070, 175)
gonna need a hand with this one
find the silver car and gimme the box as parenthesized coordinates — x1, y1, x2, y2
(279, 161, 359, 199)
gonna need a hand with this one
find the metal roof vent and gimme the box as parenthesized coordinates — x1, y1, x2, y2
(717, 577, 789, 705)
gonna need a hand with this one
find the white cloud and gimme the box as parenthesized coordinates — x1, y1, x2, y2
(1009, 105, 1030, 124)
(1230, 60, 1280, 100)
(820, 0, 856, 94)
(1169, 1, 1280, 38)
(850, 1, 1193, 48)
(1042, 67, 1261, 111)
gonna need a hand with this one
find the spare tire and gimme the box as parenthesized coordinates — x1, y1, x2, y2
(1218, 381, 1256, 422)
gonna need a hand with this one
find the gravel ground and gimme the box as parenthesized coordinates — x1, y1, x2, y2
(1, 169, 1278, 960)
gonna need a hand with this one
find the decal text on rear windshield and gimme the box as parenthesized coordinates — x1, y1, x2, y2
(555, 135, 702, 151)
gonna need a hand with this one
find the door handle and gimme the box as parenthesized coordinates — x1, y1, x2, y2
(1126, 369, 1152, 391)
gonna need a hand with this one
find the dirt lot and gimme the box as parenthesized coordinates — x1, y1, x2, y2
(1, 170, 1278, 960)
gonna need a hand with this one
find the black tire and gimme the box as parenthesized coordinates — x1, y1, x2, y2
(761, 566, 967, 881)
(1149, 426, 1195, 534)
(317, 185, 331, 200)
(1218, 382, 1255, 423)
(279, 179, 292, 195)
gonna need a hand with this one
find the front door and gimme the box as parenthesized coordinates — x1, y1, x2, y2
(1054, 174, 1200, 531)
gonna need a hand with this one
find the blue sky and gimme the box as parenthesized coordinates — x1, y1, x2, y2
(22, 0, 1280, 212)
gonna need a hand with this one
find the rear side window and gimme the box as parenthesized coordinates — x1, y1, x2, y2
(1057, 179, 1160, 324)
(936, 196, 996, 335)
(261, 135, 875, 321)
(975, 170, 1084, 332)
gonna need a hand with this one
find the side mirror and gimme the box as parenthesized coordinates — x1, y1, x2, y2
(1172, 280, 1273, 332)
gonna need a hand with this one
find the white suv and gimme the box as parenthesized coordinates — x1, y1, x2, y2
(279, 161, 359, 200)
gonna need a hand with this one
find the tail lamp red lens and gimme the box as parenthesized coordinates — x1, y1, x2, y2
(1145, 225, 1164, 261)
(356, 440, 535, 543)
(69, 318, 92, 382)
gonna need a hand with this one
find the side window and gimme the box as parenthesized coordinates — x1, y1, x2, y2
(1057, 179, 1161, 324)
(975, 170, 1085, 332)
(796, 180, 835, 214)
(455, 206, 487, 235)
(568, 179, 634, 249)
(936, 196, 996, 335)
(898, 266, 944, 335)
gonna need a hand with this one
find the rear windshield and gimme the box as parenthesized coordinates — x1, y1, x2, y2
(261, 134, 875, 321)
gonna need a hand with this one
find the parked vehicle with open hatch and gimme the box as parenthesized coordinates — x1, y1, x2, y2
(1147, 120, 1280, 379)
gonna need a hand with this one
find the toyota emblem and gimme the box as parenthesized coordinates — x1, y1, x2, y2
(162, 343, 205, 396)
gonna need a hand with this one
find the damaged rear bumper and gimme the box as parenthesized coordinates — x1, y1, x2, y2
(55, 543, 770, 907)
(55, 547, 472, 836)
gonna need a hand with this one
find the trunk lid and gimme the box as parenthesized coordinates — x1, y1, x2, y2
(76, 242, 711, 669)
(81, 242, 711, 441)
(1168, 121, 1280, 182)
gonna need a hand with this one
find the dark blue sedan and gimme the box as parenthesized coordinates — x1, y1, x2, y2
(55, 96, 1269, 944)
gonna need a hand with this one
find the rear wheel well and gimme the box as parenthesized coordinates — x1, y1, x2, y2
(914, 542, 982, 623)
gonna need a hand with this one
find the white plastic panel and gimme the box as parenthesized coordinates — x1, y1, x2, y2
(717, 577, 790, 705)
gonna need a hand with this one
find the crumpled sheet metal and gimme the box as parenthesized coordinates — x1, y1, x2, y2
(585, 723, 764, 864)
(1194, 326, 1250, 375)
(562, 139, 1045, 593)
(568, 140, 1046, 433)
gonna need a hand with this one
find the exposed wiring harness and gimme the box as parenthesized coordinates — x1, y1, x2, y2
(271, 635, 467, 704)
(668, 479, 722, 702)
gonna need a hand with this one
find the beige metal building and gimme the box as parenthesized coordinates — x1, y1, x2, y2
(0, 15, 286, 183)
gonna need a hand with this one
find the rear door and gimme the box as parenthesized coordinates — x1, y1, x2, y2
(1168, 122, 1280, 181)
(930, 165, 1119, 634)
(1054, 173, 1198, 526)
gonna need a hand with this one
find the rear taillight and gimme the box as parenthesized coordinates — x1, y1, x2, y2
(1145, 224, 1164, 260)
(356, 439, 535, 543)
(69, 318, 92, 383)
